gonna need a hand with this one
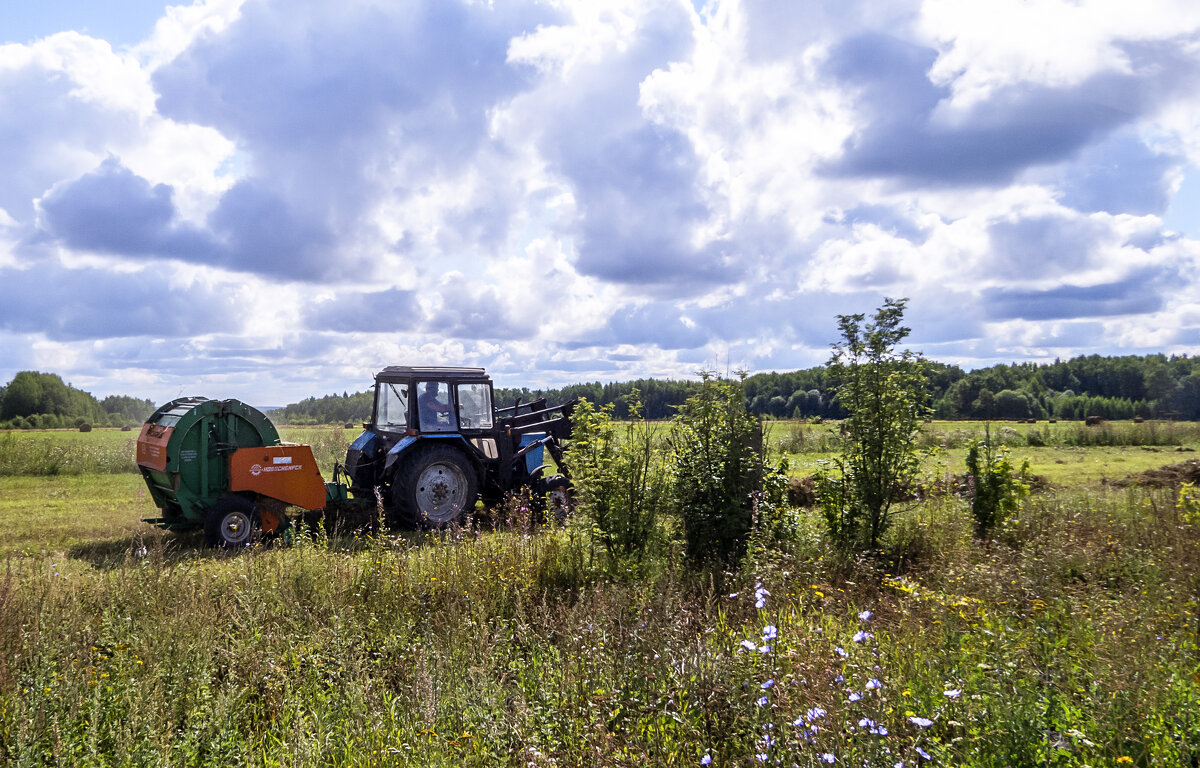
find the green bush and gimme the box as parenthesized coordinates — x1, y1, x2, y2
(965, 434, 1029, 538)
(672, 374, 770, 567)
(565, 392, 669, 567)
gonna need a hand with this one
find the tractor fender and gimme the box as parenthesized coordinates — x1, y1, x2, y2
(384, 434, 483, 474)
(349, 430, 378, 455)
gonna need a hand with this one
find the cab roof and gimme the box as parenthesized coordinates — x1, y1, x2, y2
(375, 366, 489, 381)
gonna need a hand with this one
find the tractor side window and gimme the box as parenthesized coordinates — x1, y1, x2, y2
(456, 383, 493, 430)
(377, 383, 409, 430)
(417, 381, 456, 432)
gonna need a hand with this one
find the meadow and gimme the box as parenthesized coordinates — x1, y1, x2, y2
(1, 422, 1199, 766)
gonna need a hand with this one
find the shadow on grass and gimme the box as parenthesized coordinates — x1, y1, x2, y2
(65, 500, 547, 571)
(67, 529, 214, 570)
(64, 522, 439, 570)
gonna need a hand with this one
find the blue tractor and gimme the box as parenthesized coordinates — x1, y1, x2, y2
(342, 366, 575, 526)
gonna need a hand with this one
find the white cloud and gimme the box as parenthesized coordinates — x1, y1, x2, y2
(2, 0, 1200, 403)
(921, 0, 1200, 111)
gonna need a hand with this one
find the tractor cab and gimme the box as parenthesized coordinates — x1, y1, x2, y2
(369, 366, 494, 437)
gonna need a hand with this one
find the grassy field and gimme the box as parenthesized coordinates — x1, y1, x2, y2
(1, 423, 1199, 765)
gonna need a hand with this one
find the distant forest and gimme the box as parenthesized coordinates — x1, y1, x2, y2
(0, 371, 156, 429)
(272, 354, 1200, 424)
(4, 354, 1196, 430)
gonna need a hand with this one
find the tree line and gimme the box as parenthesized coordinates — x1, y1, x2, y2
(0, 371, 156, 429)
(269, 352, 1200, 424)
(5, 351, 1198, 430)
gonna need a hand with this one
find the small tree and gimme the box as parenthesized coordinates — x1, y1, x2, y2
(965, 428, 1029, 539)
(565, 392, 668, 568)
(818, 298, 928, 551)
(672, 373, 768, 566)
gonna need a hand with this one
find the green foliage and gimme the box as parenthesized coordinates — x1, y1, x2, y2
(965, 431, 1030, 538)
(671, 373, 767, 567)
(0, 371, 154, 428)
(273, 390, 373, 425)
(0, 371, 104, 422)
(819, 298, 928, 551)
(98, 394, 156, 423)
(565, 393, 669, 566)
(1179, 482, 1200, 525)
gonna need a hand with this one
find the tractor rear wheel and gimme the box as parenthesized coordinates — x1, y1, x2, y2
(392, 445, 478, 527)
(205, 496, 262, 548)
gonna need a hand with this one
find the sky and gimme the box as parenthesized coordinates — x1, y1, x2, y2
(2, 0, 1200, 406)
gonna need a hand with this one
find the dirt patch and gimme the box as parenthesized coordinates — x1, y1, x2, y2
(1108, 459, 1200, 488)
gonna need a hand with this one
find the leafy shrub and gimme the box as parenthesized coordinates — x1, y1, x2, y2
(1179, 482, 1200, 525)
(672, 373, 768, 567)
(566, 392, 669, 567)
(965, 435, 1029, 538)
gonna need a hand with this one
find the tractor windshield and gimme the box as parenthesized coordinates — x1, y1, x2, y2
(376, 382, 409, 430)
(456, 383, 493, 430)
(417, 381, 456, 432)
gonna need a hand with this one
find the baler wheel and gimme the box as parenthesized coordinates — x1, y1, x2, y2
(205, 496, 262, 548)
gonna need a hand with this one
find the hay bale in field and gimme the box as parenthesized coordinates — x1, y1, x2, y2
(788, 475, 816, 507)
(1109, 459, 1200, 488)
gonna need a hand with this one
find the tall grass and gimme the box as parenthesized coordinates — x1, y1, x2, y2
(3, 484, 1199, 766)
(772, 422, 843, 454)
(0, 433, 139, 476)
(0, 428, 354, 479)
(917, 420, 1200, 449)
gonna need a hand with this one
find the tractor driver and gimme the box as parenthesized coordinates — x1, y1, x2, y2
(418, 381, 451, 427)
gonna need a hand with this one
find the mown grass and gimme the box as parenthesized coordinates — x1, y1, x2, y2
(2, 429, 1200, 765)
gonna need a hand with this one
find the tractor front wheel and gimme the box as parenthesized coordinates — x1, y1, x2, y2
(392, 445, 478, 527)
(537, 474, 574, 522)
(205, 496, 262, 548)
